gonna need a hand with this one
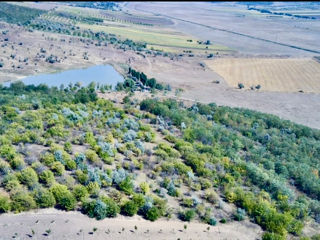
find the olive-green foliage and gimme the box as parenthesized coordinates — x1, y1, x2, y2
(132, 193, 146, 208)
(51, 162, 65, 176)
(75, 170, 88, 185)
(0, 195, 11, 213)
(18, 167, 39, 187)
(85, 149, 99, 163)
(145, 206, 161, 221)
(50, 184, 76, 210)
(179, 209, 196, 222)
(3, 174, 22, 193)
(311, 235, 320, 240)
(10, 155, 25, 170)
(64, 141, 72, 153)
(262, 232, 286, 240)
(65, 159, 77, 170)
(40, 152, 55, 167)
(100, 196, 120, 218)
(72, 184, 89, 201)
(1, 78, 320, 235)
(118, 177, 134, 194)
(0, 144, 16, 161)
(39, 170, 55, 186)
(33, 187, 56, 208)
(10, 191, 36, 213)
(121, 200, 138, 216)
(139, 182, 150, 194)
(87, 181, 100, 197)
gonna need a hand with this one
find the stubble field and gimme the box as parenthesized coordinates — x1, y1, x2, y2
(205, 57, 320, 93)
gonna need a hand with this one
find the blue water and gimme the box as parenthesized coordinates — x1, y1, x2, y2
(4, 65, 124, 88)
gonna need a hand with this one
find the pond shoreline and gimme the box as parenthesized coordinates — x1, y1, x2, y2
(1, 63, 125, 88)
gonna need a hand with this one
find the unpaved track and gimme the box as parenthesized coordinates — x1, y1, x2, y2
(0, 209, 263, 240)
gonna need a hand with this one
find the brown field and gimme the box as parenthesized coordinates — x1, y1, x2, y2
(205, 57, 320, 93)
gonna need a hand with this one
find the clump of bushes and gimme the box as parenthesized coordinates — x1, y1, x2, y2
(50, 184, 76, 210)
(179, 209, 196, 222)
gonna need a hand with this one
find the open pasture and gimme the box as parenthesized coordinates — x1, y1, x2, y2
(77, 21, 230, 53)
(205, 57, 320, 93)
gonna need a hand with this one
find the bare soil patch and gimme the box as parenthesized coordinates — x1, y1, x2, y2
(0, 209, 263, 240)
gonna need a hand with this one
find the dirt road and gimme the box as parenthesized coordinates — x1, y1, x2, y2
(0, 209, 263, 240)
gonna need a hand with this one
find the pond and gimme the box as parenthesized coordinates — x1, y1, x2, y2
(3, 65, 124, 88)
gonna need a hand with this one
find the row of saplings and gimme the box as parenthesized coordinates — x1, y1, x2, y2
(0, 181, 165, 222)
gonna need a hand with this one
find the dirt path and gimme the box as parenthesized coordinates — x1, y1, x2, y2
(0, 209, 263, 240)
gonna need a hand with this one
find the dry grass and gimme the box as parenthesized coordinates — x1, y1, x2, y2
(205, 57, 320, 93)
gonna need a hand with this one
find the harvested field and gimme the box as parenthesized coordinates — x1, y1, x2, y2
(205, 57, 320, 93)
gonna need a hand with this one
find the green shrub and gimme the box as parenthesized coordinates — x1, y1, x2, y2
(238, 83, 244, 89)
(220, 218, 227, 223)
(65, 159, 77, 170)
(75, 170, 88, 184)
(0, 144, 16, 161)
(0, 195, 11, 213)
(118, 177, 134, 194)
(83, 197, 120, 219)
(51, 162, 65, 176)
(10, 155, 25, 170)
(87, 181, 100, 197)
(287, 219, 304, 236)
(33, 187, 56, 208)
(11, 191, 36, 213)
(18, 167, 38, 187)
(199, 178, 213, 189)
(121, 200, 139, 216)
(132, 193, 146, 208)
(233, 208, 246, 221)
(72, 184, 89, 201)
(82, 199, 96, 218)
(182, 198, 194, 208)
(39, 170, 55, 186)
(50, 184, 76, 210)
(208, 217, 217, 226)
(64, 141, 72, 153)
(100, 196, 120, 218)
(40, 152, 55, 166)
(311, 234, 320, 240)
(204, 189, 219, 204)
(179, 209, 195, 222)
(4, 179, 22, 193)
(85, 149, 99, 163)
(145, 206, 161, 221)
(93, 199, 108, 220)
(140, 182, 150, 194)
(262, 232, 286, 240)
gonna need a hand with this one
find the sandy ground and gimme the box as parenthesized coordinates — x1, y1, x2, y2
(0, 208, 263, 240)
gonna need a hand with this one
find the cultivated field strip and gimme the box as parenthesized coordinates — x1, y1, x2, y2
(206, 58, 320, 93)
